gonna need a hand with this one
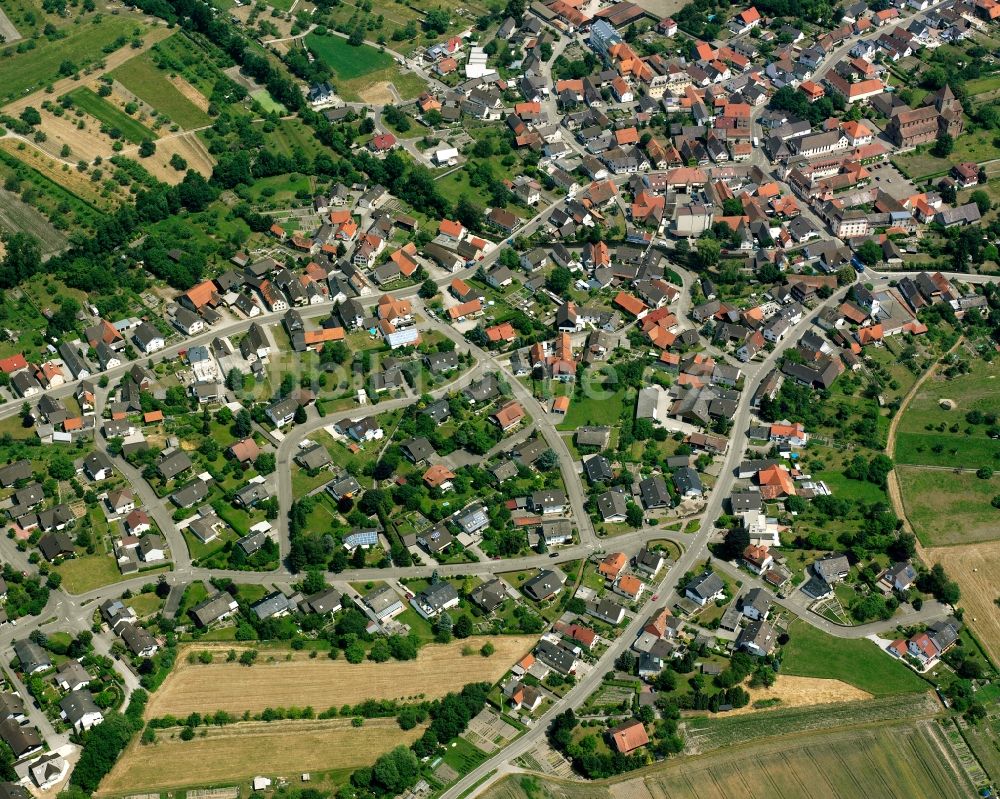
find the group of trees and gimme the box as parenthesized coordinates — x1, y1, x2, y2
(347, 683, 490, 796)
(71, 690, 148, 793)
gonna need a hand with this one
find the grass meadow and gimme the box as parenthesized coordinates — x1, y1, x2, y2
(780, 620, 928, 696)
(67, 88, 153, 144)
(0, 16, 141, 102)
(111, 52, 212, 129)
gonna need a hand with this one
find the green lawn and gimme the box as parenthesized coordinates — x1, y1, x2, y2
(965, 74, 1000, 96)
(781, 620, 929, 696)
(110, 50, 212, 129)
(894, 129, 994, 180)
(56, 553, 129, 594)
(306, 32, 394, 79)
(249, 89, 287, 114)
(67, 88, 154, 144)
(1, 16, 142, 103)
(126, 592, 164, 618)
(814, 470, 888, 504)
(556, 388, 627, 431)
(305, 33, 425, 101)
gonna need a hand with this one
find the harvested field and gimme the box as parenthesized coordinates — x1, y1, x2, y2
(0, 188, 67, 256)
(97, 717, 421, 795)
(166, 73, 211, 112)
(145, 636, 536, 718)
(17, 108, 116, 163)
(124, 131, 215, 184)
(0, 140, 121, 208)
(925, 541, 1000, 665)
(729, 675, 871, 715)
(0, 7, 21, 44)
(485, 719, 969, 799)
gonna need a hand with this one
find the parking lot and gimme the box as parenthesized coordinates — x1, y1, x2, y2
(867, 160, 918, 201)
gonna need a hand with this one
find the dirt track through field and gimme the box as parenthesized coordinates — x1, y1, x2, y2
(98, 717, 422, 795)
(146, 636, 536, 718)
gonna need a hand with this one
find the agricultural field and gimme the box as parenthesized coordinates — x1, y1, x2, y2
(894, 358, 1000, 455)
(0, 140, 122, 213)
(728, 675, 871, 716)
(145, 636, 536, 717)
(780, 620, 929, 696)
(110, 50, 213, 130)
(924, 541, 1000, 665)
(0, 188, 67, 256)
(647, 720, 968, 799)
(898, 466, 1000, 546)
(98, 717, 420, 795)
(0, 15, 143, 103)
(148, 30, 225, 98)
(66, 88, 154, 144)
(305, 33, 426, 101)
(481, 717, 968, 799)
(895, 357, 1000, 544)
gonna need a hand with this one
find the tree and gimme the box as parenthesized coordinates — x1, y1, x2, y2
(233, 409, 252, 438)
(348, 24, 365, 45)
(932, 132, 954, 158)
(971, 190, 991, 215)
(435, 611, 453, 643)
(854, 240, 882, 267)
(625, 502, 643, 528)
(535, 449, 559, 471)
(0, 232, 42, 288)
(138, 139, 156, 158)
(294, 404, 307, 424)
(254, 453, 276, 474)
(19, 107, 41, 126)
(547, 267, 572, 294)
(419, 279, 438, 299)
(453, 614, 473, 639)
(424, 8, 450, 34)
(696, 238, 720, 269)
(371, 746, 420, 795)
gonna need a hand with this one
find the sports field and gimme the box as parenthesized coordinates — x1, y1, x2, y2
(98, 717, 420, 795)
(66, 88, 153, 144)
(0, 16, 141, 103)
(145, 636, 536, 717)
(780, 620, 928, 696)
(111, 51, 213, 129)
